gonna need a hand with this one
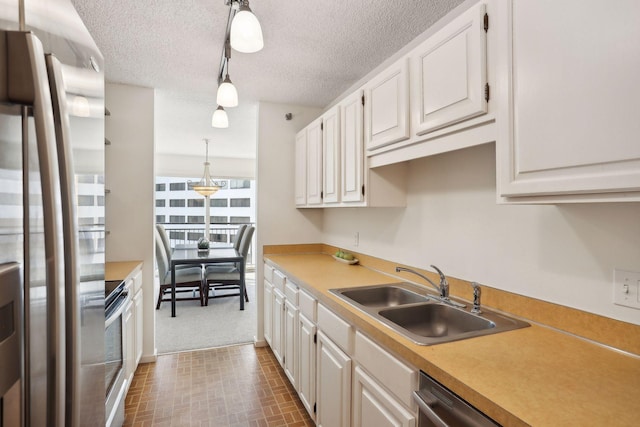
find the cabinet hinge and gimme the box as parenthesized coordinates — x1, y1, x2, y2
(484, 83, 490, 102)
(314, 333, 317, 344)
(314, 403, 317, 413)
(361, 185, 365, 197)
(361, 94, 365, 106)
(483, 13, 489, 32)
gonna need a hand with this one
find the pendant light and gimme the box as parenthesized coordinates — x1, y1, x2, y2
(216, 40, 238, 107)
(211, 105, 229, 128)
(230, 0, 264, 53)
(191, 139, 226, 197)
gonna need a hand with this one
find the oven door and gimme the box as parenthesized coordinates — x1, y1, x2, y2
(104, 290, 128, 427)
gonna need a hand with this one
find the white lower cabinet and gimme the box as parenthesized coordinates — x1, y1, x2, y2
(283, 298, 299, 388)
(123, 298, 135, 387)
(353, 366, 415, 427)
(272, 287, 285, 365)
(297, 312, 316, 419)
(316, 330, 352, 427)
(263, 279, 273, 345)
(133, 288, 143, 366)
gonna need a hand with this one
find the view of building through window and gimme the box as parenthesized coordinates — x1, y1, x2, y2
(155, 177, 255, 250)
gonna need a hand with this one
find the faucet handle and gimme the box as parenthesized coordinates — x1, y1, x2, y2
(470, 282, 482, 314)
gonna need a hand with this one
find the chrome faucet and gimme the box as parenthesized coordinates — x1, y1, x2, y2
(395, 265, 465, 308)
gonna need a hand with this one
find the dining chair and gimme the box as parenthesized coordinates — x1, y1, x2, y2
(202, 226, 254, 306)
(233, 224, 248, 251)
(155, 228, 204, 309)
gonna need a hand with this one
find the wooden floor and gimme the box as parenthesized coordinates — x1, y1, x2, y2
(124, 344, 314, 426)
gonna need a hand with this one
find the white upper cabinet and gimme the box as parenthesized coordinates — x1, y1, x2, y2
(294, 129, 307, 206)
(496, 0, 640, 202)
(306, 117, 324, 205)
(341, 90, 365, 204)
(411, 2, 488, 137)
(322, 106, 341, 204)
(365, 57, 410, 151)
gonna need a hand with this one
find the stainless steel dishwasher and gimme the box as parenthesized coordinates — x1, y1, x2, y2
(413, 372, 500, 427)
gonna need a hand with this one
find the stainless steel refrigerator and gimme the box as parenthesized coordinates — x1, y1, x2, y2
(0, 0, 105, 425)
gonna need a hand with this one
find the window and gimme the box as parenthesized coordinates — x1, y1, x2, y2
(156, 199, 166, 207)
(170, 182, 186, 191)
(97, 196, 105, 206)
(230, 198, 250, 208)
(188, 216, 204, 224)
(156, 215, 165, 223)
(210, 198, 228, 207)
(77, 195, 94, 206)
(211, 216, 228, 224)
(169, 215, 185, 224)
(188, 199, 204, 208)
(97, 175, 104, 184)
(230, 179, 250, 189)
(211, 233, 227, 243)
(187, 232, 204, 242)
(170, 231, 185, 241)
(170, 199, 185, 207)
(230, 216, 250, 224)
(77, 175, 95, 184)
(156, 183, 166, 191)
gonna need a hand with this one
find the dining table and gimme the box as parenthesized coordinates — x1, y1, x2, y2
(169, 246, 245, 317)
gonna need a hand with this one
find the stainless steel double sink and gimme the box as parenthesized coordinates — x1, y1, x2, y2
(330, 283, 529, 345)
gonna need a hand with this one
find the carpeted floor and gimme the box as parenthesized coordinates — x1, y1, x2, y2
(155, 273, 257, 354)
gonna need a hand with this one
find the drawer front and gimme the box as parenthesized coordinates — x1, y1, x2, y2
(133, 269, 142, 293)
(285, 282, 299, 305)
(355, 331, 417, 409)
(317, 303, 353, 355)
(272, 270, 287, 292)
(264, 263, 274, 283)
(298, 289, 317, 322)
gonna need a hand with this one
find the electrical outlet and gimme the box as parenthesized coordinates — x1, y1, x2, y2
(613, 269, 640, 310)
(354, 231, 359, 247)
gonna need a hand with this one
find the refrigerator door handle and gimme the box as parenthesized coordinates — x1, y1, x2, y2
(46, 53, 81, 427)
(7, 30, 66, 427)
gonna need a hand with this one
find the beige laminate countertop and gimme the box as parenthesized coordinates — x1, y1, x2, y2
(265, 253, 640, 427)
(105, 260, 142, 282)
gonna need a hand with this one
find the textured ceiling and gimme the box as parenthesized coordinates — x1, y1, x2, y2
(70, 0, 463, 159)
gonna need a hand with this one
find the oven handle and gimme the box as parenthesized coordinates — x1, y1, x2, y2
(413, 390, 449, 427)
(105, 291, 128, 328)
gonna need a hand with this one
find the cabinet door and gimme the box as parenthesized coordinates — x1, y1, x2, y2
(353, 366, 415, 427)
(263, 279, 273, 345)
(322, 106, 341, 204)
(294, 129, 307, 206)
(497, 0, 640, 199)
(411, 3, 487, 136)
(306, 117, 324, 205)
(317, 331, 351, 427)
(272, 288, 285, 365)
(283, 299, 299, 389)
(365, 57, 410, 151)
(298, 313, 317, 419)
(341, 90, 365, 204)
(134, 289, 143, 366)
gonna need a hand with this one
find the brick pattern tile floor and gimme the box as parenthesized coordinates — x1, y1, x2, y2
(124, 344, 314, 426)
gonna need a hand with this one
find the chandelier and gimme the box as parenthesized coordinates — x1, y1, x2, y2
(190, 139, 227, 197)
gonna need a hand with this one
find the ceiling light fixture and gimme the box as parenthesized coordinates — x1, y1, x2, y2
(191, 139, 227, 197)
(211, 105, 229, 128)
(230, 0, 264, 53)
(216, 40, 238, 107)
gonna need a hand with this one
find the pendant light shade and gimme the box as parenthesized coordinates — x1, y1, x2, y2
(217, 74, 238, 107)
(230, 0, 264, 53)
(211, 105, 229, 128)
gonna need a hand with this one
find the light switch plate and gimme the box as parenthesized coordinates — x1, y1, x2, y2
(613, 269, 640, 310)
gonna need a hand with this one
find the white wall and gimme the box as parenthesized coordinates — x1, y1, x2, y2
(323, 143, 640, 325)
(255, 101, 324, 342)
(156, 153, 255, 179)
(105, 83, 157, 359)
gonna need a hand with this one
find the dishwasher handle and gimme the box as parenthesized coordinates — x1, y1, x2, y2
(413, 390, 449, 427)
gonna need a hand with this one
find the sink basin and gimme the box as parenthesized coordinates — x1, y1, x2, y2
(330, 283, 529, 345)
(336, 284, 429, 308)
(379, 303, 494, 338)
